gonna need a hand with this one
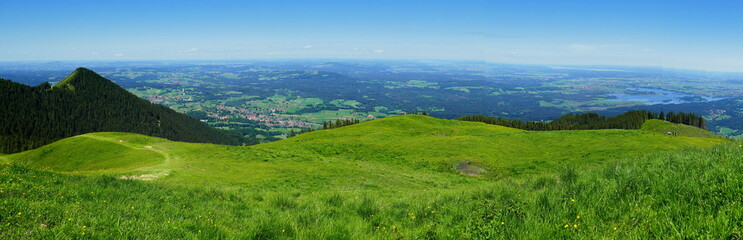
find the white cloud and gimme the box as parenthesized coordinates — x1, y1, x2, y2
(567, 44, 625, 53)
(303, 45, 313, 49)
(91, 51, 99, 56)
(373, 49, 385, 53)
(114, 53, 124, 57)
(183, 48, 199, 53)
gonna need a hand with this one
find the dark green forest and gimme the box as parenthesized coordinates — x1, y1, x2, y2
(0, 68, 239, 154)
(457, 110, 707, 131)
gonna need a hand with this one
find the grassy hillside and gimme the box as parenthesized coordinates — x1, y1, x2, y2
(641, 119, 722, 138)
(11, 134, 165, 173)
(7, 115, 727, 190)
(1, 141, 740, 239)
(1, 115, 734, 238)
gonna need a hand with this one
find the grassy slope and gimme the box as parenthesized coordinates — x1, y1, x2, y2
(1, 142, 740, 239)
(0, 115, 737, 239)
(641, 119, 722, 138)
(11, 134, 165, 173)
(6, 115, 727, 191)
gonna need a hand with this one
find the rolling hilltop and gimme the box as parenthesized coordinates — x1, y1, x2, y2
(6, 115, 727, 188)
(0, 114, 739, 238)
(0, 68, 238, 154)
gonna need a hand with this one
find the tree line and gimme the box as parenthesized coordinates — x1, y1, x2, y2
(457, 110, 707, 131)
(289, 118, 365, 137)
(323, 118, 362, 130)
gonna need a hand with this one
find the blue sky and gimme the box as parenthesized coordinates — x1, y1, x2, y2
(1, 0, 742, 72)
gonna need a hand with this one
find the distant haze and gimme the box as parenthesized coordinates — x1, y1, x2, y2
(1, 0, 742, 72)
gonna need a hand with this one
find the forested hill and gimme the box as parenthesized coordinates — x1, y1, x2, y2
(0, 67, 239, 154)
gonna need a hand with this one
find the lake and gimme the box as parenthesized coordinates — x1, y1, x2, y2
(608, 87, 725, 105)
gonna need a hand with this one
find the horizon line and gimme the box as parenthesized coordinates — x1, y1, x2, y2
(0, 58, 741, 74)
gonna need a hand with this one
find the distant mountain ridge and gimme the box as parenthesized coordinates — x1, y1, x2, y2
(0, 67, 238, 153)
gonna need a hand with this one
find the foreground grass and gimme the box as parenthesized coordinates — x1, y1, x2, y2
(2, 142, 741, 239)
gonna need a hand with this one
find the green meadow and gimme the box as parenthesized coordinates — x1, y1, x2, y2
(1, 115, 739, 239)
